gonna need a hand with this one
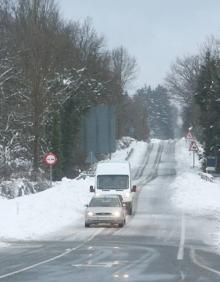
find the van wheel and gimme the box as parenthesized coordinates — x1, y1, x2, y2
(85, 222, 90, 228)
(118, 221, 124, 228)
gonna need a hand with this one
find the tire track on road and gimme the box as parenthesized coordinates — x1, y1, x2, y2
(138, 142, 164, 186)
(133, 143, 154, 180)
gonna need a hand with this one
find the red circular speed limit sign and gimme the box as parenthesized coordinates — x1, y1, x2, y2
(43, 152, 58, 166)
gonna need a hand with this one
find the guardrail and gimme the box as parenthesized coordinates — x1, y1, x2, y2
(198, 172, 214, 183)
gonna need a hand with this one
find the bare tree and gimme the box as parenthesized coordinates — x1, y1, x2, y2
(111, 46, 137, 93)
(111, 46, 137, 137)
(165, 55, 201, 105)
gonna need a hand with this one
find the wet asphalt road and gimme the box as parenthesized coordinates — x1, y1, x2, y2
(1, 140, 220, 282)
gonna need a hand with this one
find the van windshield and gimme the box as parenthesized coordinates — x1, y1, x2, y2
(97, 175, 129, 190)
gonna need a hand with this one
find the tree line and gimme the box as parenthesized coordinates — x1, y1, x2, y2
(1, 0, 173, 183)
(166, 38, 220, 170)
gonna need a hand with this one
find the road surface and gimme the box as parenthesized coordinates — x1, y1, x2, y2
(1, 140, 220, 281)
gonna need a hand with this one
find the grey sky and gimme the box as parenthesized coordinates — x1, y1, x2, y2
(58, 0, 220, 92)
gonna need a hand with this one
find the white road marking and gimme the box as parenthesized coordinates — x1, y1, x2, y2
(177, 213, 186, 260)
(190, 248, 220, 276)
(0, 229, 100, 279)
(72, 261, 120, 268)
(180, 270, 185, 280)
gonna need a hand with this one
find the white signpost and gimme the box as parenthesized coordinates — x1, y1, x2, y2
(189, 141, 198, 168)
(44, 152, 58, 187)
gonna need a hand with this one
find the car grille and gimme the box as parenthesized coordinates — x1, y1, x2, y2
(95, 213, 112, 216)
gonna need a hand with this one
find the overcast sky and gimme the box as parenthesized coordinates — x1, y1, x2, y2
(58, 0, 220, 92)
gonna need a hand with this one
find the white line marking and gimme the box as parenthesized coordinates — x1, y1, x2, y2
(177, 213, 186, 260)
(72, 261, 120, 268)
(0, 231, 99, 279)
(180, 270, 185, 280)
(190, 248, 220, 276)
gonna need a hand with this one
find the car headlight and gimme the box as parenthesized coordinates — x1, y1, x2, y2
(113, 211, 121, 217)
(87, 211, 94, 216)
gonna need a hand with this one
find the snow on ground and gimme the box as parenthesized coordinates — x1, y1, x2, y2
(0, 138, 145, 243)
(0, 242, 10, 248)
(129, 141, 147, 172)
(0, 177, 94, 241)
(172, 138, 220, 244)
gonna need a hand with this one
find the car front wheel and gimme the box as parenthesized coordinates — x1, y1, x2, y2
(118, 219, 125, 228)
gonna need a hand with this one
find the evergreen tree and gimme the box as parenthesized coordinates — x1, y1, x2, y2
(136, 86, 174, 139)
(195, 51, 220, 161)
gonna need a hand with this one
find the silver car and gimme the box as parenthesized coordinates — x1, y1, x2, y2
(85, 195, 126, 228)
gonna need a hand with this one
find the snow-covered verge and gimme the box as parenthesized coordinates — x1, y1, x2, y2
(0, 177, 94, 241)
(0, 138, 145, 242)
(172, 139, 220, 243)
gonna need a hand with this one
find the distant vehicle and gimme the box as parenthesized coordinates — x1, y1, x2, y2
(85, 195, 126, 227)
(89, 161, 136, 215)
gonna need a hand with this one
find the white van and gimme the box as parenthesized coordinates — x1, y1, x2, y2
(90, 161, 136, 215)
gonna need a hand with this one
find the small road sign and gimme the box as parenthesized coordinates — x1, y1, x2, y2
(186, 131, 193, 140)
(189, 141, 198, 168)
(189, 141, 198, 152)
(43, 153, 58, 187)
(44, 152, 58, 166)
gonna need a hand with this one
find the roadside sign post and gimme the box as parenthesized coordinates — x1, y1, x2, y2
(43, 152, 58, 187)
(189, 141, 198, 168)
(49, 164, 53, 187)
(193, 150, 195, 168)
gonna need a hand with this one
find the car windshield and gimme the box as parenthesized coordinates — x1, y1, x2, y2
(97, 175, 129, 190)
(89, 197, 121, 207)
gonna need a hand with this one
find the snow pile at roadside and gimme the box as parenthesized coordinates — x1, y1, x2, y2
(0, 177, 94, 241)
(0, 138, 146, 242)
(172, 139, 220, 218)
(112, 137, 137, 161)
(116, 136, 136, 150)
(0, 242, 10, 248)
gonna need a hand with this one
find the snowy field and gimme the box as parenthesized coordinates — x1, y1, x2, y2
(0, 138, 145, 242)
(172, 138, 220, 245)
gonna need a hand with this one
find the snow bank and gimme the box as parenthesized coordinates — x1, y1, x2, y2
(172, 138, 220, 215)
(172, 138, 220, 244)
(172, 171, 220, 217)
(112, 137, 136, 161)
(0, 177, 94, 241)
(0, 242, 10, 248)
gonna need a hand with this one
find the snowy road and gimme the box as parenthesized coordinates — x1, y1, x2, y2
(1, 140, 220, 281)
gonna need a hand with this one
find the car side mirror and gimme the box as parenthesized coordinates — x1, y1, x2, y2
(90, 185, 95, 193)
(132, 185, 137, 192)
